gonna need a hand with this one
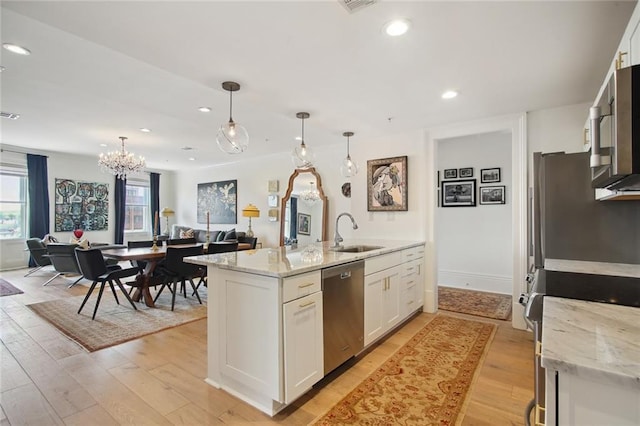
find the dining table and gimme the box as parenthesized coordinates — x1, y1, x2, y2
(100, 242, 251, 308)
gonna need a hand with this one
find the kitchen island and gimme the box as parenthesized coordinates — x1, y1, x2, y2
(541, 297, 640, 425)
(186, 239, 425, 416)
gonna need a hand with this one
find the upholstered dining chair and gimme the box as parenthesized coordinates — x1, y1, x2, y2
(127, 240, 154, 272)
(75, 248, 140, 320)
(154, 245, 205, 311)
(167, 237, 197, 246)
(42, 243, 84, 287)
(25, 238, 52, 277)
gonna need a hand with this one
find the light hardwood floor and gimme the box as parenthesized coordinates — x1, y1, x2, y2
(1, 267, 533, 425)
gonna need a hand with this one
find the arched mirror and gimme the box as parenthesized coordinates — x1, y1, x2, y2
(280, 168, 328, 246)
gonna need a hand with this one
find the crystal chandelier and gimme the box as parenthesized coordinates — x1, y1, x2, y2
(98, 136, 145, 179)
(300, 181, 320, 205)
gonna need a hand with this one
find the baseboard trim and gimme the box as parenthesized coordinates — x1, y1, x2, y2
(438, 269, 512, 294)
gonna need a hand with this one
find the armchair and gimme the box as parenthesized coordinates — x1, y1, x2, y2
(42, 243, 83, 287)
(25, 238, 52, 277)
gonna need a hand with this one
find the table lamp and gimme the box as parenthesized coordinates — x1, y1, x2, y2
(160, 207, 175, 236)
(242, 204, 260, 238)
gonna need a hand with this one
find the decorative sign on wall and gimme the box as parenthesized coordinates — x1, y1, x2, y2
(197, 179, 237, 224)
(367, 156, 408, 211)
(54, 178, 109, 232)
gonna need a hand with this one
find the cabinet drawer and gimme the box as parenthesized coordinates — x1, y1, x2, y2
(282, 270, 321, 303)
(402, 245, 425, 263)
(402, 258, 422, 278)
(365, 252, 402, 276)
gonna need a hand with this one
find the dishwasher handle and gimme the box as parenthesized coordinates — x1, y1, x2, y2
(340, 271, 351, 279)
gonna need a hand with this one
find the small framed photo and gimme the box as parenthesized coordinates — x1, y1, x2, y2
(444, 168, 457, 179)
(481, 167, 501, 183)
(459, 167, 473, 178)
(297, 213, 311, 235)
(479, 186, 506, 205)
(441, 179, 476, 207)
(268, 194, 279, 207)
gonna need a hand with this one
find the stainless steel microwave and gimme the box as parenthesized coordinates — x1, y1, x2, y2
(589, 64, 640, 191)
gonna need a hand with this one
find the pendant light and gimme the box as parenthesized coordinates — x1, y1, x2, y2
(216, 81, 249, 154)
(292, 112, 316, 169)
(340, 131, 358, 177)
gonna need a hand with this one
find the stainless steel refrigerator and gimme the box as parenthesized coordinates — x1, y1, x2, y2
(531, 151, 640, 268)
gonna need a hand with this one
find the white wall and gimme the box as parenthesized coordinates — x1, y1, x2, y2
(172, 130, 427, 248)
(0, 145, 175, 270)
(436, 131, 513, 294)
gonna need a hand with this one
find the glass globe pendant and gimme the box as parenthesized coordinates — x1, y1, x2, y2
(292, 112, 316, 169)
(340, 131, 358, 177)
(216, 81, 249, 154)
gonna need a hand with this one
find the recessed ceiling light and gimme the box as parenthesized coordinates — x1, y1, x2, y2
(2, 43, 31, 56)
(0, 66, 5, 73)
(99, 143, 107, 147)
(442, 90, 458, 100)
(198, 106, 211, 113)
(295, 136, 302, 141)
(188, 157, 196, 161)
(139, 128, 151, 133)
(383, 19, 411, 37)
(181, 146, 193, 151)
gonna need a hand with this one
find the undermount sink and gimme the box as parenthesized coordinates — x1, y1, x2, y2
(330, 245, 384, 253)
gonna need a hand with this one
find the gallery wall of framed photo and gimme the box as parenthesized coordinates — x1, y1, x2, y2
(440, 166, 506, 207)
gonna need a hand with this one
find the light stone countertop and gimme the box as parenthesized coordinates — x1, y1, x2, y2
(541, 296, 640, 390)
(544, 258, 640, 278)
(185, 239, 424, 278)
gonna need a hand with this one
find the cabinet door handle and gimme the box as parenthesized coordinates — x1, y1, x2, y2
(535, 341, 542, 357)
(615, 50, 628, 70)
(298, 282, 315, 288)
(299, 300, 316, 308)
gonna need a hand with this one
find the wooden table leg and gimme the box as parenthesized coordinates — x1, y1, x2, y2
(131, 260, 158, 308)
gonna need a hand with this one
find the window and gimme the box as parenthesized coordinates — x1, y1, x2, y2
(0, 172, 28, 239)
(124, 183, 150, 232)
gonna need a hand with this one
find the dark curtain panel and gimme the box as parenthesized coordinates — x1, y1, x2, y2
(150, 172, 160, 235)
(26, 154, 50, 266)
(290, 196, 298, 240)
(114, 177, 127, 244)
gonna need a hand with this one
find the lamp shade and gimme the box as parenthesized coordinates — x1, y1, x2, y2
(160, 207, 175, 217)
(242, 204, 260, 218)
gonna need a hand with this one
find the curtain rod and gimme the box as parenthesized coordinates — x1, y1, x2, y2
(0, 148, 49, 158)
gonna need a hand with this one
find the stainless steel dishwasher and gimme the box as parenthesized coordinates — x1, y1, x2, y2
(321, 260, 364, 375)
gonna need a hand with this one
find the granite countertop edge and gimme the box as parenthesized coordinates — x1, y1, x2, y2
(185, 239, 424, 278)
(541, 297, 640, 390)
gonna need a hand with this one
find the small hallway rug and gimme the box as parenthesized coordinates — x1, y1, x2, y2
(311, 315, 496, 425)
(438, 286, 512, 320)
(0, 278, 24, 297)
(27, 291, 207, 352)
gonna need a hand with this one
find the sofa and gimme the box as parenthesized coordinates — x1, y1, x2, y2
(170, 224, 257, 249)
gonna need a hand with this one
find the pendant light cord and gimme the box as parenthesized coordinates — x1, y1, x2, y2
(229, 89, 234, 122)
(301, 115, 306, 147)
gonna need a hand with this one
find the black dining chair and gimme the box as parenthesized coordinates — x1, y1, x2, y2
(167, 237, 197, 246)
(75, 248, 140, 320)
(154, 245, 205, 311)
(206, 241, 238, 253)
(127, 240, 155, 272)
(25, 238, 52, 277)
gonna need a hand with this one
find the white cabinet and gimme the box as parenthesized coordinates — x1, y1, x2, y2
(546, 368, 640, 425)
(283, 290, 323, 404)
(364, 264, 401, 346)
(364, 246, 425, 347)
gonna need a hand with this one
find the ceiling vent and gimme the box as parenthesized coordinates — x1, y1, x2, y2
(1, 112, 20, 120)
(339, 0, 378, 14)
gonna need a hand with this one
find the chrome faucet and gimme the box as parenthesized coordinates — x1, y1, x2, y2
(332, 212, 358, 248)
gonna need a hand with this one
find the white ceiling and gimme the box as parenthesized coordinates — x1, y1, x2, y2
(0, 1, 636, 171)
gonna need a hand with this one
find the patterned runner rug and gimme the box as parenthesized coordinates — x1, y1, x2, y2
(311, 315, 496, 425)
(438, 286, 512, 320)
(0, 278, 24, 297)
(27, 291, 206, 352)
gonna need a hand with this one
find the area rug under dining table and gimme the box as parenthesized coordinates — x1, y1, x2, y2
(311, 315, 496, 425)
(26, 291, 207, 352)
